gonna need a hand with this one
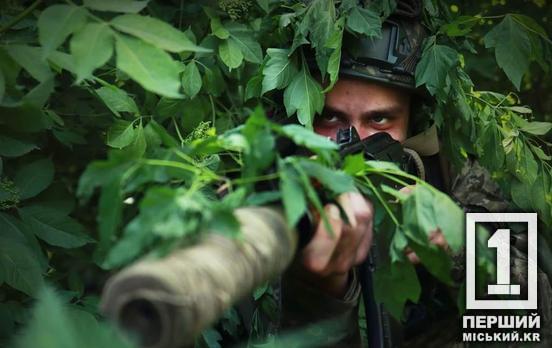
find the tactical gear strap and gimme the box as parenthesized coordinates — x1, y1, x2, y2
(403, 147, 426, 181)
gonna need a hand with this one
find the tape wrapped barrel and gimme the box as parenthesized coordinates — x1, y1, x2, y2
(101, 207, 297, 348)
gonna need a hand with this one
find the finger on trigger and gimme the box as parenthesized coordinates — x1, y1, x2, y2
(337, 193, 357, 228)
(354, 217, 373, 264)
(302, 204, 343, 273)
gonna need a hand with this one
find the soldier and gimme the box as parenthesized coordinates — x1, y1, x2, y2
(280, 1, 552, 347)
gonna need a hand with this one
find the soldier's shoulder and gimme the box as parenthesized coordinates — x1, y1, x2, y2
(449, 157, 510, 213)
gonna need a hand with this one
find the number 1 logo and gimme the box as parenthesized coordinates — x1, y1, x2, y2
(487, 229, 521, 295)
(466, 213, 538, 310)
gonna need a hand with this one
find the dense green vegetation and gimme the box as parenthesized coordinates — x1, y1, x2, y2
(0, 0, 551, 347)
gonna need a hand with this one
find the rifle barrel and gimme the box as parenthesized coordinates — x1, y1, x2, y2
(101, 207, 297, 348)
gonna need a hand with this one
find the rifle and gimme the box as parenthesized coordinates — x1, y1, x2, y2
(100, 127, 419, 348)
(337, 126, 418, 348)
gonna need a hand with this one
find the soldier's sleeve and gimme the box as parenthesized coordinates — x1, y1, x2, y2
(280, 265, 362, 347)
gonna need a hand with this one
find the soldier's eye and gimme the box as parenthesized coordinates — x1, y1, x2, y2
(372, 116, 389, 125)
(321, 114, 339, 123)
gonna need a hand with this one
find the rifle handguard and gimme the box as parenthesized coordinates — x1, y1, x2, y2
(101, 207, 297, 348)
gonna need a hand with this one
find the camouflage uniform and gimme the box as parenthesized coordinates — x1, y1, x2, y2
(280, 157, 552, 347)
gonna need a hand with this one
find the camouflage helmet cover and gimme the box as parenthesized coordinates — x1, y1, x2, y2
(340, 0, 427, 90)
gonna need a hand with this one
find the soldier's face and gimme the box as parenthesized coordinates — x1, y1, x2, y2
(314, 77, 410, 142)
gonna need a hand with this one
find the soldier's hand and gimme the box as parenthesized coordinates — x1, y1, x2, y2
(400, 186, 450, 264)
(301, 192, 374, 297)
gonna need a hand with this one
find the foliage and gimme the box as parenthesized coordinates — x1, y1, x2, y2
(12, 287, 135, 348)
(0, 0, 551, 347)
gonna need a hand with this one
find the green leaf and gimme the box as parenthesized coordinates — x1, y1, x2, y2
(0, 213, 27, 243)
(279, 162, 306, 227)
(505, 141, 538, 185)
(531, 168, 552, 224)
(404, 185, 463, 252)
(298, 159, 355, 194)
(256, 0, 269, 12)
(245, 191, 281, 206)
(70, 22, 114, 83)
(103, 218, 154, 269)
(374, 260, 420, 320)
(306, 0, 334, 51)
(148, 120, 179, 148)
(0, 67, 5, 103)
(14, 158, 54, 200)
(227, 26, 262, 64)
(120, 123, 147, 158)
(104, 187, 203, 268)
(33, 183, 76, 215)
(506, 106, 532, 114)
(325, 18, 344, 91)
(280, 124, 338, 151)
(343, 153, 366, 176)
(529, 143, 551, 161)
(23, 78, 54, 108)
(0, 237, 44, 297)
(115, 35, 183, 98)
(13, 287, 135, 348)
(346, 6, 381, 37)
(261, 48, 297, 94)
(245, 73, 262, 100)
(182, 61, 202, 98)
(208, 208, 240, 237)
(390, 227, 408, 263)
(219, 39, 243, 69)
(478, 122, 504, 171)
(201, 328, 222, 348)
(0, 135, 37, 157)
(83, 0, 149, 13)
(111, 14, 210, 53)
(221, 307, 240, 337)
(0, 104, 49, 133)
(20, 205, 93, 248)
(77, 157, 132, 203)
(38, 5, 88, 58)
(0, 212, 48, 271)
(511, 178, 532, 211)
(484, 15, 531, 90)
(241, 107, 276, 176)
(210, 17, 230, 39)
(107, 120, 136, 149)
(520, 121, 552, 135)
(283, 67, 324, 126)
(0, 47, 20, 86)
(203, 64, 226, 96)
(440, 16, 478, 37)
(6, 45, 52, 82)
(47, 51, 76, 74)
(96, 85, 139, 116)
(517, 142, 539, 184)
(95, 178, 123, 260)
(415, 40, 458, 95)
(401, 185, 463, 283)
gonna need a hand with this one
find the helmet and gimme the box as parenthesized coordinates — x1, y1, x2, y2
(340, 0, 427, 90)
